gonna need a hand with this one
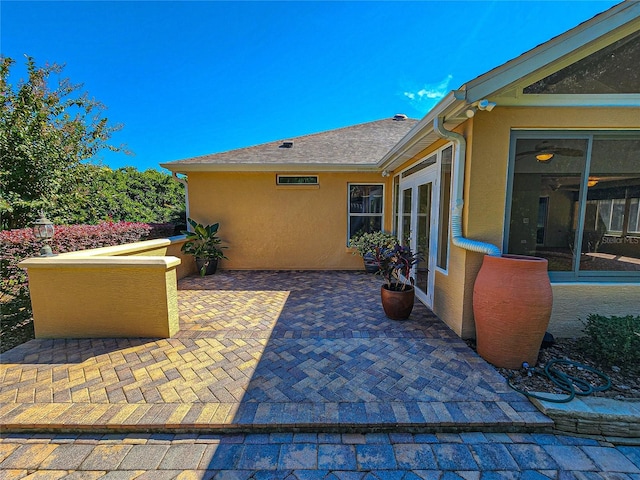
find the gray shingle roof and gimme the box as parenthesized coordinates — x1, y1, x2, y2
(161, 117, 418, 172)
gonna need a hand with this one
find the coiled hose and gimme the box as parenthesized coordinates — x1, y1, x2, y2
(508, 359, 611, 403)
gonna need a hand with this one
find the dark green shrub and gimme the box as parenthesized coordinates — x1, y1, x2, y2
(578, 314, 640, 372)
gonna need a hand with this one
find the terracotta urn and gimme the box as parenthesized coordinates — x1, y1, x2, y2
(380, 284, 415, 320)
(473, 254, 553, 369)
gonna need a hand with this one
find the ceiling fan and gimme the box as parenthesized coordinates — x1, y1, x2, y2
(516, 141, 584, 162)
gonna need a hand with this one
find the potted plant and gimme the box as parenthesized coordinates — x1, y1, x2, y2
(349, 231, 399, 273)
(181, 218, 228, 276)
(376, 244, 421, 320)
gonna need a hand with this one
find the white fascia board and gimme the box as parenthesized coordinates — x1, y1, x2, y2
(464, 2, 640, 103)
(158, 162, 382, 174)
(377, 91, 463, 171)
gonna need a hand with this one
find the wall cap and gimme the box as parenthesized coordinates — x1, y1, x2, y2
(19, 256, 181, 269)
(55, 235, 188, 258)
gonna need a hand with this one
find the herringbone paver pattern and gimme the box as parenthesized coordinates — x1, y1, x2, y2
(0, 271, 552, 432)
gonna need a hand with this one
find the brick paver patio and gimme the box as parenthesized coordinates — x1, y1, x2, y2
(2, 431, 639, 478)
(0, 271, 552, 433)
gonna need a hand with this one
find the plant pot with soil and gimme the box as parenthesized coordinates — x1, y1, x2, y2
(377, 244, 421, 320)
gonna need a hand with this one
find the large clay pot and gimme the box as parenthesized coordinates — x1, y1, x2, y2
(380, 284, 415, 320)
(473, 254, 553, 369)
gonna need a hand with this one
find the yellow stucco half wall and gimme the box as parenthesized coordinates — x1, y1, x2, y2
(20, 237, 195, 339)
(57, 236, 197, 279)
(25, 259, 179, 338)
(188, 171, 388, 270)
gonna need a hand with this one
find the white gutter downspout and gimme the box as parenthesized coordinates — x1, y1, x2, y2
(433, 116, 501, 256)
(171, 172, 190, 227)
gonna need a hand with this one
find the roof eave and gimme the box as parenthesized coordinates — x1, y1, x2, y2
(464, 1, 640, 103)
(159, 162, 383, 174)
(377, 91, 466, 172)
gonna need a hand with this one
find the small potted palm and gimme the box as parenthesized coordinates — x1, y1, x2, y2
(349, 231, 399, 273)
(181, 218, 228, 276)
(377, 244, 421, 320)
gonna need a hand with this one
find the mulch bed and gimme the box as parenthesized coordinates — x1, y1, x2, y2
(0, 316, 34, 354)
(466, 338, 640, 401)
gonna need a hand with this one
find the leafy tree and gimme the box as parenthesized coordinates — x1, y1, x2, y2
(0, 55, 126, 229)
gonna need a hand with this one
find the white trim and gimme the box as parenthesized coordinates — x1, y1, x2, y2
(436, 143, 454, 273)
(398, 149, 443, 308)
(399, 170, 439, 308)
(347, 183, 385, 243)
(377, 91, 461, 171)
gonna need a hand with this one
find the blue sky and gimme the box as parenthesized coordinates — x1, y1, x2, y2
(2, 1, 620, 171)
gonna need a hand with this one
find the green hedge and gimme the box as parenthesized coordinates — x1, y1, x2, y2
(578, 314, 640, 373)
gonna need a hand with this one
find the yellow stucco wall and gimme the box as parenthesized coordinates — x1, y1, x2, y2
(55, 236, 197, 279)
(23, 258, 180, 338)
(188, 171, 388, 270)
(165, 240, 197, 279)
(456, 106, 640, 338)
(387, 107, 638, 337)
(20, 237, 192, 339)
(549, 283, 639, 337)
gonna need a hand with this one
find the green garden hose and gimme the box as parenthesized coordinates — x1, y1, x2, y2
(507, 359, 611, 403)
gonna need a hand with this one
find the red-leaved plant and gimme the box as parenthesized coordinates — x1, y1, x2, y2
(1, 222, 173, 349)
(375, 244, 422, 291)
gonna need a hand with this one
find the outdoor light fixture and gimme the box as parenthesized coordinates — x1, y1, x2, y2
(477, 99, 496, 111)
(33, 211, 55, 256)
(466, 99, 496, 118)
(588, 177, 599, 187)
(536, 152, 554, 162)
(381, 169, 390, 177)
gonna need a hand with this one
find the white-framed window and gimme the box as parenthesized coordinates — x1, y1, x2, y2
(276, 175, 319, 185)
(348, 183, 384, 242)
(590, 198, 640, 235)
(392, 144, 454, 272)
